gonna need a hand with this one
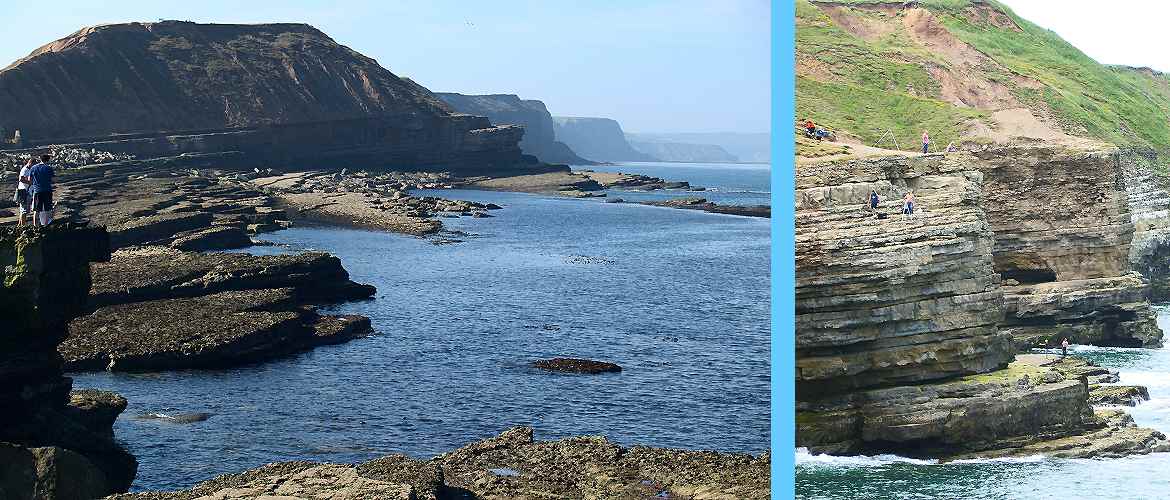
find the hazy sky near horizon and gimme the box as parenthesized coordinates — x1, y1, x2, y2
(0, 1, 770, 134)
(1000, 1, 1170, 73)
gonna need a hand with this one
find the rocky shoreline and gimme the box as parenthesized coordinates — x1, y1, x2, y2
(110, 426, 770, 499)
(797, 144, 1170, 461)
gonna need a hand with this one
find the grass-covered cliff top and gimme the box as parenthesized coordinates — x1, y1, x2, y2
(797, 0, 1170, 152)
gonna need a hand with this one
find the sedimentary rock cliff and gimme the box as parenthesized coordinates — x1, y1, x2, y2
(437, 93, 594, 165)
(796, 145, 1168, 458)
(627, 139, 739, 162)
(0, 224, 137, 497)
(973, 144, 1162, 348)
(553, 117, 658, 162)
(0, 21, 527, 171)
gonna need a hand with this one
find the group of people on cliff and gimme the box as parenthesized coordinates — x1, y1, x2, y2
(12, 153, 56, 226)
(867, 189, 917, 220)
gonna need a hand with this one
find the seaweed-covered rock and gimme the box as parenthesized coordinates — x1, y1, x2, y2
(61, 288, 372, 371)
(89, 246, 375, 307)
(110, 427, 769, 500)
(533, 358, 622, 374)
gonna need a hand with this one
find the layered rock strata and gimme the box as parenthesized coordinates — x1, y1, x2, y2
(111, 426, 769, 500)
(796, 148, 1168, 458)
(553, 117, 658, 162)
(796, 153, 1012, 397)
(973, 144, 1163, 348)
(1119, 148, 1170, 301)
(0, 225, 137, 497)
(437, 93, 595, 165)
(0, 22, 527, 171)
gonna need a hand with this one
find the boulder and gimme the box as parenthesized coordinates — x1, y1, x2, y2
(533, 358, 622, 374)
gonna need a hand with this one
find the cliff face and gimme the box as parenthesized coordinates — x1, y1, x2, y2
(973, 145, 1162, 348)
(553, 117, 658, 162)
(1, 22, 451, 138)
(437, 93, 593, 165)
(796, 145, 1167, 458)
(0, 224, 137, 497)
(0, 21, 526, 171)
(627, 139, 738, 162)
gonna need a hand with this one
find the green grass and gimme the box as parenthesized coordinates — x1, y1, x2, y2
(797, 0, 1170, 151)
(797, 76, 985, 149)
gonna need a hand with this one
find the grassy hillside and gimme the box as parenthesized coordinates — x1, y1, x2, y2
(796, 0, 1170, 152)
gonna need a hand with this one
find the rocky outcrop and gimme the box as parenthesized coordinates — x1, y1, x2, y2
(553, 117, 658, 162)
(532, 358, 622, 374)
(111, 426, 769, 500)
(797, 153, 1012, 397)
(86, 246, 374, 307)
(62, 246, 376, 371)
(61, 288, 371, 371)
(1119, 148, 1170, 301)
(639, 197, 771, 218)
(0, 225, 137, 496)
(0, 21, 526, 171)
(437, 93, 595, 165)
(796, 147, 1169, 459)
(973, 144, 1163, 348)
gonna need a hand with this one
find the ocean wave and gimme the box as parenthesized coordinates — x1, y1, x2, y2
(795, 448, 937, 467)
(796, 449, 1051, 468)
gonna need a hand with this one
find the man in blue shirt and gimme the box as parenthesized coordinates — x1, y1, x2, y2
(27, 153, 55, 227)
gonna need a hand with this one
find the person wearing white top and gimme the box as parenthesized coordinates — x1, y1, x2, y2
(13, 157, 33, 226)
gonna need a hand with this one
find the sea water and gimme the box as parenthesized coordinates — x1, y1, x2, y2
(69, 162, 771, 490)
(796, 305, 1170, 500)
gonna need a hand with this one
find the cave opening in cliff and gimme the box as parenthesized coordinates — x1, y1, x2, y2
(1000, 268, 1057, 284)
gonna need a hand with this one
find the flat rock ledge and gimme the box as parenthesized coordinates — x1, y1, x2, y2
(62, 288, 372, 371)
(108, 426, 769, 500)
(638, 197, 771, 218)
(533, 358, 622, 374)
(799, 354, 1170, 460)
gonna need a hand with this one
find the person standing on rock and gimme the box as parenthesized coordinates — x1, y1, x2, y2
(922, 131, 930, 153)
(1061, 338, 1070, 358)
(14, 157, 33, 226)
(902, 191, 916, 220)
(869, 190, 880, 216)
(27, 153, 55, 227)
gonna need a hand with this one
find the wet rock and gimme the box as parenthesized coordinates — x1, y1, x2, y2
(88, 246, 375, 307)
(533, 358, 622, 374)
(61, 288, 372, 371)
(169, 225, 252, 252)
(133, 412, 213, 424)
(0, 225, 137, 495)
(113, 427, 768, 500)
(1088, 385, 1151, 406)
(640, 197, 770, 218)
(0, 443, 110, 500)
(67, 390, 128, 437)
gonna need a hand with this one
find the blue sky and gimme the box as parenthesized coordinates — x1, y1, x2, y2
(1, 1, 770, 134)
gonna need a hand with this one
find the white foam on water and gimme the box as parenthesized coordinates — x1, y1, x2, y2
(947, 455, 1048, 465)
(796, 449, 1055, 468)
(795, 448, 938, 467)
